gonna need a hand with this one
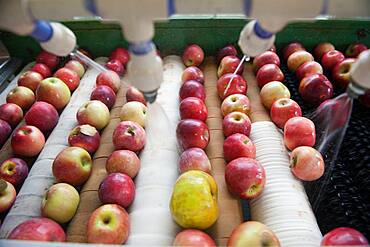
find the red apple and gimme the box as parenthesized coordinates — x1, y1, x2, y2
(314, 42, 335, 60)
(96, 70, 121, 93)
(179, 80, 206, 102)
(218, 55, 244, 78)
(296, 61, 323, 81)
(54, 67, 80, 91)
(287, 50, 314, 72)
(282, 42, 306, 61)
(99, 173, 135, 208)
(11, 125, 45, 157)
(228, 221, 280, 247)
(332, 58, 356, 89)
(6, 86, 35, 111)
(223, 112, 251, 137)
(113, 121, 146, 152)
(223, 133, 256, 162)
(173, 229, 216, 247)
(221, 94, 251, 117)
(8, 218, 66, 242)
(179, 97, 208, 122)
(25, 101, 59, 133)
(182, 44, 204, 67)
(36, 77, 71, 111)
(0, 179, 16, 213)
(31, 63, 52, 78)
(299, 73, 333, 106)
(225, 157, 265, 199)
(126, 86, 147, 106)
(321, 227, 369, 246)
(76, 100, 110, 130)
(260, 81, 291, 109)
(64, 59, 85, 78)
(217, 73, 247, 100)
(216, 44, 238, 63)
(182, 66, 205, 84)
(0, 103, 23, 128)
(345, 43, 368, 58)
(68, 124, 101, 154)
(270, 98, 302, 129)
(179, 148, 211, 174)
(290, 146, 324, 181)
(90, 85, 117, 109)
(17, 71, 43, 92)
(252, 51, 280, 73)
(106, 59, 125, 76)
(284, 116, 316, 151)
(0, 119, 12, 147)
(52, 147, 92, 187)
(321, 50, 345, 71)
(110, 47, 130, 66)
(36, 50, 60, 69)
(176, 119, 210, 150)
(106, 150, 140, 178)
(256, 64, 284, 88)
(0, 158, 28, 187)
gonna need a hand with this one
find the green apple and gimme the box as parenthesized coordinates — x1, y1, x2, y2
(260, 81, 290, 109)
(76, 100, 110, 130)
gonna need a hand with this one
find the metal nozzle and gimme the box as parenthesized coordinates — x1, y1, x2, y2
(143, 89, 159, 103)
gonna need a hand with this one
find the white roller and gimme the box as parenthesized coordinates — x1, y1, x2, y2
(249, 121, 322, 247)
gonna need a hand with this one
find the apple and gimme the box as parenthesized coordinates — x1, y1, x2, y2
(177, 119, 210, 150)
(332, 58, 356, 89)
(0, 103, 23, 128)
(36, 77, 71, 111)
(282, 42, 305, 60)
(64, 59, 85, 78)
(11, 125, 45, 157)
(31, 63, 52, 78)
(227, 221, 280, 247)
(321, 50, 345, 71)
(179, 80, 206, 102)
(314, 42, 335, 60)
(110, 47, 130, 66)
(68, 124, 101, 154)
(119, 101, 147, 128)
(256, 64, 284, 88)
(260, 81, 290, 109)
(17, 70, 43, 92)
(182, 66, 205, 84)
(126, 86, 147, 106)
(173, 229, 216, 247)
(252, 51, 280, 73)
(290, 146, 324, 181)
(106, 150, 140, 178)
(0, 158, 28, 187)
(96, 70, 121, 93)
(299, 73, 333, 106)
(225, 157, 265, 199)
(41, 183, 80, 223)
(113, 121, 146, 152)
(54, 67, 80, 92)
(218, 55, 244, 78)
(217, 73, 247, 100)
(321, 227, 369, 246)
(106, 59, 125, 76)
(216, 44, 238, 63)
(179, 97, 208, 122)
(182, 44, 204, 67)
(8, 218, 66, 242)
(287, 50, 314, 72)
(77, 100, 110, 130)
(359, 90, 370, 108)
(223, 112, 251, 137)
(223, 133, 256, 162)
(0, 179, 16, 213)
(296, 61, 323, 81)
(0, 119, 12, 147)
(90, 85, 117, 109)
(6, 86, 35, 111)
(345, 43, 368, 58)
(87, 204, 130, 244)
(221, 93, 251, 117)
(284, 116, 316, 151)
(179, 147, 211, 174)
(25, 101, 59, 133)
(270, 98, 302, 129)
(36, 50, 60, 69)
